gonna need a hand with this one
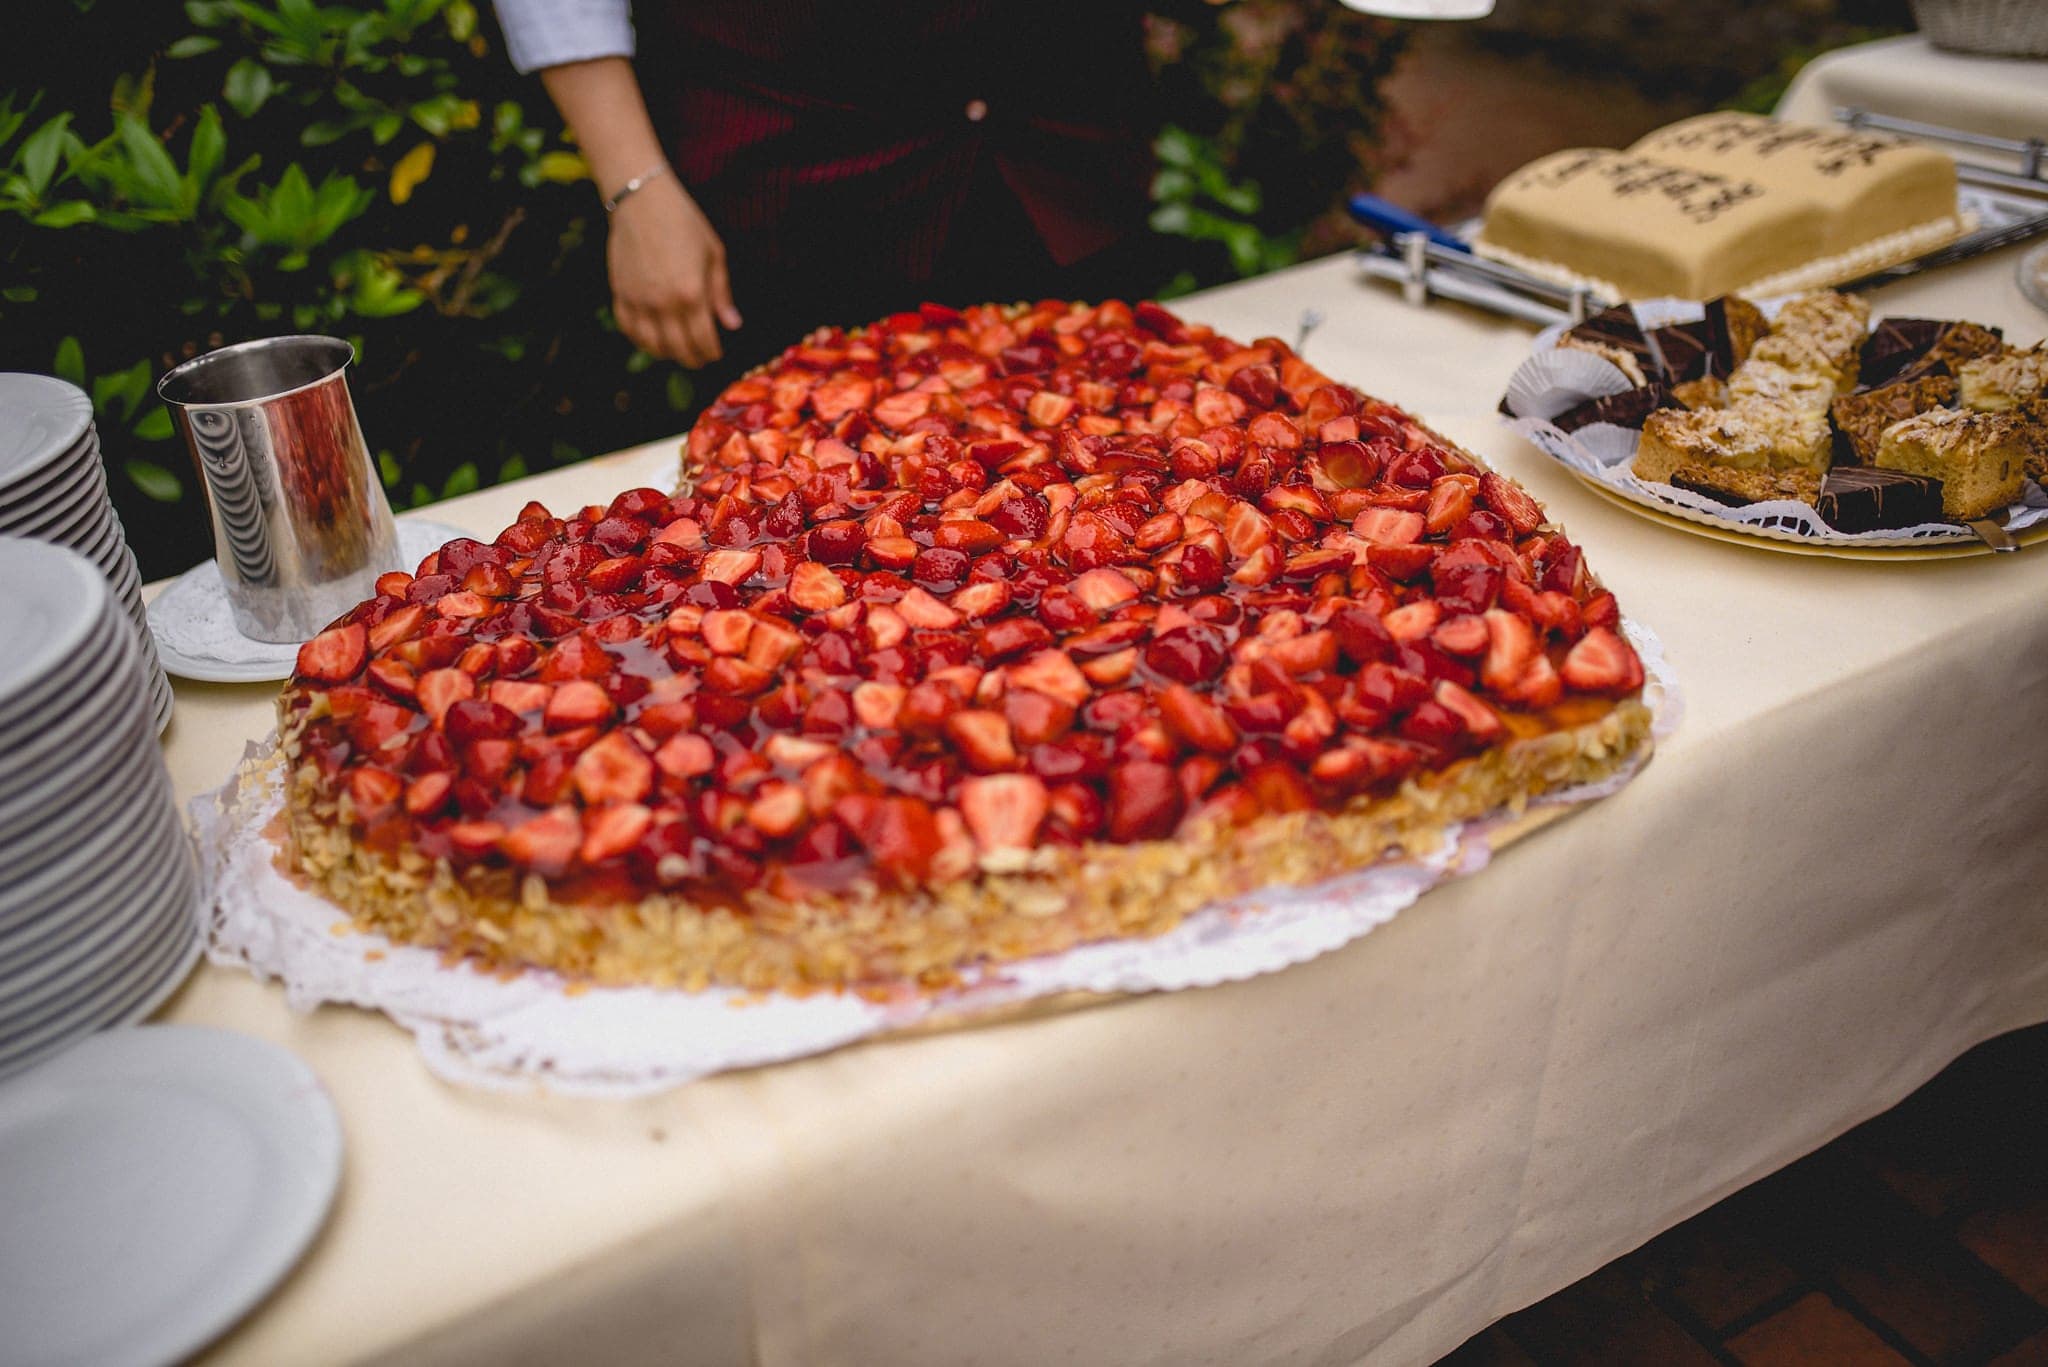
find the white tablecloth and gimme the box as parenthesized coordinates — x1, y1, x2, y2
(152, 247, 2048, 1366)
(1777, 33, 2048, 147)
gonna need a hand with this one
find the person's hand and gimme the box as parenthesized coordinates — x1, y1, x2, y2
(607, 174, 742, 368)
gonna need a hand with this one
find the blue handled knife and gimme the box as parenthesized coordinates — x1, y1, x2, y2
(1346, 193, 1471, 253)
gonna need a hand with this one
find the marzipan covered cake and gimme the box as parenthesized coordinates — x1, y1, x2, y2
(1475, 112, 1964, 301)
(278, 300, 1652, 993)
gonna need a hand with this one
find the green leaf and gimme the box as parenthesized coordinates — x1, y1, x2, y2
(370, 111, 403, 145)
(440, 461, 479, 498)
(53, 336, 85, 387)
(187, 105, 225, 188)
(167, 34, 219, 57)
(132, 406, 175, 441)
(32, 201, 95, 227)
(2, 286, 36, 303)
(497, 451, 527, 482)
(377, 449, 400, 486)
(409, 481, 433, 508)
(19, 115, 72, 196)
(1149, 167, 1193, 204)
(185, 0, 233, 25)
(407, 93, 464, 136)
(300, 120, 355, 147)
(665, 370, 693, 412)
(1155, 125, 1200, 169)
(1148, 202, 1191, 235)
(126, 459, 185, 502)
(110, 68, 156, 120)
(92, 358, 153, 422)
(224, 58, 275, 118)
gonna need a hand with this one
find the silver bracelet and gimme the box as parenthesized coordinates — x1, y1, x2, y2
(602, 162, 671, 214)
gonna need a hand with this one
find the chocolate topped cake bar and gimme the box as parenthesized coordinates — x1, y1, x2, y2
(1552, 383, 1676, 433)
(1815, 466, 1945, 533)
(1859, 317, 1948, 387)
(1669, 462, 1820, 507)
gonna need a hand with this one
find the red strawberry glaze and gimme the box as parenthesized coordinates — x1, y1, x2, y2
(284, 300, 1641, 908)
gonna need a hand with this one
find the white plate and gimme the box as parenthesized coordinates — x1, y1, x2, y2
(0, 603, 122, 738)
(0, 734, 160, 865)
(0, 541, 112, 716)
(0, 821, 179, 958)
(0, 777, 181, 935)
(0, 902, 201, 1074)
(0, 1026, 341, 1367)
(0, 854, 195, 1045)
(150, 518, 467, 682)
(0, 432, 98, 513)
(0, 630, 148, 789)
(0, 375, 95, 496)
(0, 455, 104, 534)
(0, 814, 185, 964)
(0, 850, 191, 1035)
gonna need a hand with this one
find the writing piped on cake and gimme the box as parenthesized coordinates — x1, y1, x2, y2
(1474, 113, 1964, 301)
(1474, 148, 1828, 301)
(1630, 112, 1956, 256)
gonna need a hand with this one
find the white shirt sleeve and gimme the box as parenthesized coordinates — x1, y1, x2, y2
(493, 0, 636, 75)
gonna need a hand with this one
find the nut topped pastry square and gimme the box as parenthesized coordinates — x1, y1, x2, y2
(280, 300, 1652, 993)
(1874, 408, 2027, 520)
(1957, 345, 2048, 413)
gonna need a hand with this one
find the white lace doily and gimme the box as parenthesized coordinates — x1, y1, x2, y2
(195, 621, 1680, 1098)
(149, 521, 465, 682)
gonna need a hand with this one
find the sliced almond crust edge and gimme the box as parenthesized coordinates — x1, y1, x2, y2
(274, 696, 1651, 994)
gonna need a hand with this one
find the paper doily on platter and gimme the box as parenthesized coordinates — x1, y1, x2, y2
(194, 622, 1681, 1098)
(148, 521, 466, 682)
(1502, 298, 2048, 549)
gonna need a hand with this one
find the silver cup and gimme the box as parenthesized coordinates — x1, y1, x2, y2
(157, 336, 402, 643)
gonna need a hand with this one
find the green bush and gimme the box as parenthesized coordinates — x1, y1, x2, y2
(0, 0, 676, 575)
(2, 0, 1403, 578)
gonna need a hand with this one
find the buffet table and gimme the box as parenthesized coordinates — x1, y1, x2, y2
(156, 247, 2048, 1367)
(1777, 33, 2048, 146)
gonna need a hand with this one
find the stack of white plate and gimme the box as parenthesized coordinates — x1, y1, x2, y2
(0, 373, 174, 734)
(0, 537, 202, 1082)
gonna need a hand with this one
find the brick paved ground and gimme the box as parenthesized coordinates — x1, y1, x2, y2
(1437, 1025, 2048, 1366)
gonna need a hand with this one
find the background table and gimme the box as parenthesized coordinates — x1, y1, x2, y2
(154, 246, 2048, 1366)
(1777, 33, 2048, 144)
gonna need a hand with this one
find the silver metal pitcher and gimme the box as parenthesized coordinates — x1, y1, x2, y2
(156, 336, 401, 643)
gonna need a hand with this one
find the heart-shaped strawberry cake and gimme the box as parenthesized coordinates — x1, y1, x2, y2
(278, 300, 1652, 991)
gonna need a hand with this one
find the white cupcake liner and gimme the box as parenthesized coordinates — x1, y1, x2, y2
(1500, 347, 1641, 421)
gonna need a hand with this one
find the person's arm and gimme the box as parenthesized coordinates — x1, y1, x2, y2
(539, 58, 742, 368)
(491, 2, 740, 367)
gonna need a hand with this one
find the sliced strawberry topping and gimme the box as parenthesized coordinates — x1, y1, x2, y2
(958, 774, 1050, 852)
(1560, 627, 1644, 695)
(297, 624, 367, 682)
(289, 298, 1642, 907)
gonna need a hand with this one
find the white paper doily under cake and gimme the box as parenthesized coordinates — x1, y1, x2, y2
(196, 622, 1681, 1098)
(149, 521, 466, 682)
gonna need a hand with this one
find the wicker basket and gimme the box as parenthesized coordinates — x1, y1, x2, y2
(1910, 0, 2048, 57)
